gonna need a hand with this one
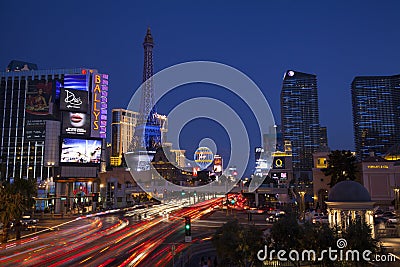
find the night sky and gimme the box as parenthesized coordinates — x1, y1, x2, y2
(1, 1, 399, 163)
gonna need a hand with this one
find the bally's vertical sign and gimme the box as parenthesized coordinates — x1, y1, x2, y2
(91, 73, 108, 138)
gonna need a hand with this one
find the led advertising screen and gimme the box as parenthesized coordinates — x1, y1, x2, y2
(213, 155, 223, 173)
(272, 172, 287, 180)
(60, 89, 89, 113)
(62, 112, 90, 136)
(64, 74, 89, 91)
(61, 138, 101, 164)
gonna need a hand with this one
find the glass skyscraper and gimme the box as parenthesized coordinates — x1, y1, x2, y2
(351, 74, 400, 160)
(281, 70, 321, 173)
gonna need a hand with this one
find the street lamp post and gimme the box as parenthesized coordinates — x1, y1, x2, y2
(392, 186, 400, 212)
(299, 190, 306, 222)
(100, 184, 105, 209)
(392, 186, 400, 236)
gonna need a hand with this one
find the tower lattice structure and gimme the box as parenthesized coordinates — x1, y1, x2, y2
(140, 27, 156, 124)
(136, 28, 161, 151)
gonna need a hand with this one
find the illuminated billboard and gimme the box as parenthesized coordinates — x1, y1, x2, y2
(25, 80, 54, 119)
(60, 89, 89, 113)
(25, 120, 46, 140)
(62, 112, 90, 136)
(91, 73, 108, 139)
(273, 157, 285, 169)
(255, 147, 264, 161)
(64, 74, 89, 91)
(213, 155, 223, 173)
(272, 172, 287, 180)
(60, 138, 101, 164)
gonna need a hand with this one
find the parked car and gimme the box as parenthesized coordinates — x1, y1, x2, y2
(386, 216, 399, 224)
(382, 211, 396, 218)
(311, 213, 324, 222)
(312, 214, 329, 224)
(374, 209, 384, 218)
(374, 216, 387, 225)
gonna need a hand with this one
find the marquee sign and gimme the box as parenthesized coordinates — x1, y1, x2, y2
(91, 73, 108, 138)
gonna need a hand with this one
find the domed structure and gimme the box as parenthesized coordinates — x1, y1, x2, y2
(328, 180, 371, 202)
(325, 180, 375, 238)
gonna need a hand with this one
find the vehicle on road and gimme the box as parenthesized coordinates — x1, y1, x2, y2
(21, 214, 39, 225)
(266, 211, 286, 223)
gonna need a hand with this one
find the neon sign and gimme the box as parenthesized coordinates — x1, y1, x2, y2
(91, 73, 108, 138)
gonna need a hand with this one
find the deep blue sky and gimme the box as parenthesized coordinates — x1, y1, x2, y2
(1, 0, 399, 154)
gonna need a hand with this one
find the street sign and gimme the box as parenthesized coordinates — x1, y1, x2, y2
(185, 236, 192, 243)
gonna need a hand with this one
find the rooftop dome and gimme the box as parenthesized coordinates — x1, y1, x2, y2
(328, 180, 371, 202)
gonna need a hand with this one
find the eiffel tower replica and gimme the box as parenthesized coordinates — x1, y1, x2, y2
(131, 28, 162, 170)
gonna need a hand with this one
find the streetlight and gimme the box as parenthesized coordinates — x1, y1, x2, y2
(392, 186, 400, 212)
(99, 184, 105, 209)
(391, 186, 400, 236)
(298, 190, 306, 222)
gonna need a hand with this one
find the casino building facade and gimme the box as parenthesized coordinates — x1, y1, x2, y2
(0, 61, 108, 213)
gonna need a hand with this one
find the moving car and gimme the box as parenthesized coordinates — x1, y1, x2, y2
(21, 214, 39, 226)
(266, 211, 286, 223)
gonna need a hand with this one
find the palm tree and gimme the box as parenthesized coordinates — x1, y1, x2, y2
(321, 150, 358, 187)
(0, 186, 25, 243)
(11, 178, 37, 212)
(0, 178, 36, 242)
(212, 219, 264, 266)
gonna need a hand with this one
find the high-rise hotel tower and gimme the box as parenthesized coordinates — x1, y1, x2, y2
(281, 70, 321, 175)
(351, 74, 400, 160)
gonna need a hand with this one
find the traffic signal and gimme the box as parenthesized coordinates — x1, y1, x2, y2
(184, 216, 191, 236)
(92, 192, 99, 203)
